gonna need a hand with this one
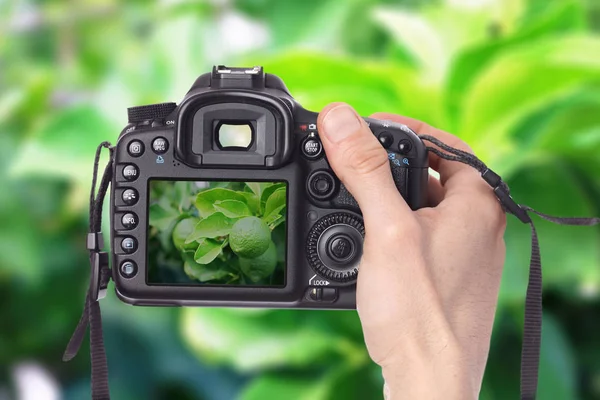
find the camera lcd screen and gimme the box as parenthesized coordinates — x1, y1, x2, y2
(147, 180, 287, 287)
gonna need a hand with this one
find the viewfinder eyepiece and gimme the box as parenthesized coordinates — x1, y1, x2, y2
(215, 121, 254, 150)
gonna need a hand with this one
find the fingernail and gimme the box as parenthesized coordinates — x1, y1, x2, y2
(321, 105, 362, 143)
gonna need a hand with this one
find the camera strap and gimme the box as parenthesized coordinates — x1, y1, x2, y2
(63, 142, 113, 400)
(64, 140, 599, 400)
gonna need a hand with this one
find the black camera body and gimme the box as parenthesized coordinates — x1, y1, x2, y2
(111, 66, 428, 309)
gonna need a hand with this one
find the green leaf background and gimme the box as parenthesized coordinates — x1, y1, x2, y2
(2, 0, 600, 399)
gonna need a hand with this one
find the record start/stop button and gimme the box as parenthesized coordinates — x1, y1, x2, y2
(302, 136, 323, 159)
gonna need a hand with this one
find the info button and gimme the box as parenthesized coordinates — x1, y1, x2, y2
(121, 213, 138, 230)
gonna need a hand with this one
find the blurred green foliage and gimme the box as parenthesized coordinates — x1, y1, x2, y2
(1, 0, 600, 399)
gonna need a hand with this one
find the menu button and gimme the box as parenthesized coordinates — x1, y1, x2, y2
(122, 165, 139, 181)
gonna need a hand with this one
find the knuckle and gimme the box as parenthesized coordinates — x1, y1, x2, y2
(377, 218, 421, 242)
(339, 138, 389, 177)
(491, 202, 508, 230)
(415, 207, 438, 223)
(471, 193, 507, 230)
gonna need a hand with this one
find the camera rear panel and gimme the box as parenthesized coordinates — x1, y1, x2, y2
(110, 66, 428, 310)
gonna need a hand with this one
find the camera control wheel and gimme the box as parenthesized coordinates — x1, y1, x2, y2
(306, 213, 364, 283)
(127, 102, 177, 124)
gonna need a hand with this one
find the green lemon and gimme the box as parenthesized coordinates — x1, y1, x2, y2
(239, 241, 277, 283)
(172, 217, 199, 251)
(229, 216, 271, 258)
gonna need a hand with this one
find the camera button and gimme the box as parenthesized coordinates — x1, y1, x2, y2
(302, 137, 323, 159)
(377, 131, 393, 149)
(315, 178, 330, 193)
(307, 210, 318, 222)
(121, 237, 137, 254)
(122, 165, 139, 181)
(397, 139, 412, 155)
(128, 140, 144, 157)
(307, 170, 336, 201)
(120, 260, 137, 278)
(152, 137, 169, 154)
(122, 188, 138, 205)
(121, 213, 138, 230)
(326, 234, 355, 262)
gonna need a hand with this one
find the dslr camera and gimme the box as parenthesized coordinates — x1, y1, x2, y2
(111, 66, 428, 309)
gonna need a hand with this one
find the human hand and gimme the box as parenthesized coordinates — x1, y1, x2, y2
(317, 103, 507, 399)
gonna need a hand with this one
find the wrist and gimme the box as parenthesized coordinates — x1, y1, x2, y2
(380, 339, 476, 400)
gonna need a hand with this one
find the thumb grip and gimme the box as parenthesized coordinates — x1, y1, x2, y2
(331, 155, 409, 212)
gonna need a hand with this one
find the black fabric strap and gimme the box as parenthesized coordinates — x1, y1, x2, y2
(64, 137, 599, 400)
(419, 134, 600, 400)
(63, 142, 113, 400)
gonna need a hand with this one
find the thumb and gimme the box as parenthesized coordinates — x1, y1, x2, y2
(317, 103, 412, 224)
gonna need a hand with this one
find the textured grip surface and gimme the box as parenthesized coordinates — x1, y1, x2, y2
(127, 102, 177, 123)
(331, 159, 408, 211)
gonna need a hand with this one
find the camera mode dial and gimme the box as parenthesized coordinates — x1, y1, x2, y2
(306, 213, 364, 283)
